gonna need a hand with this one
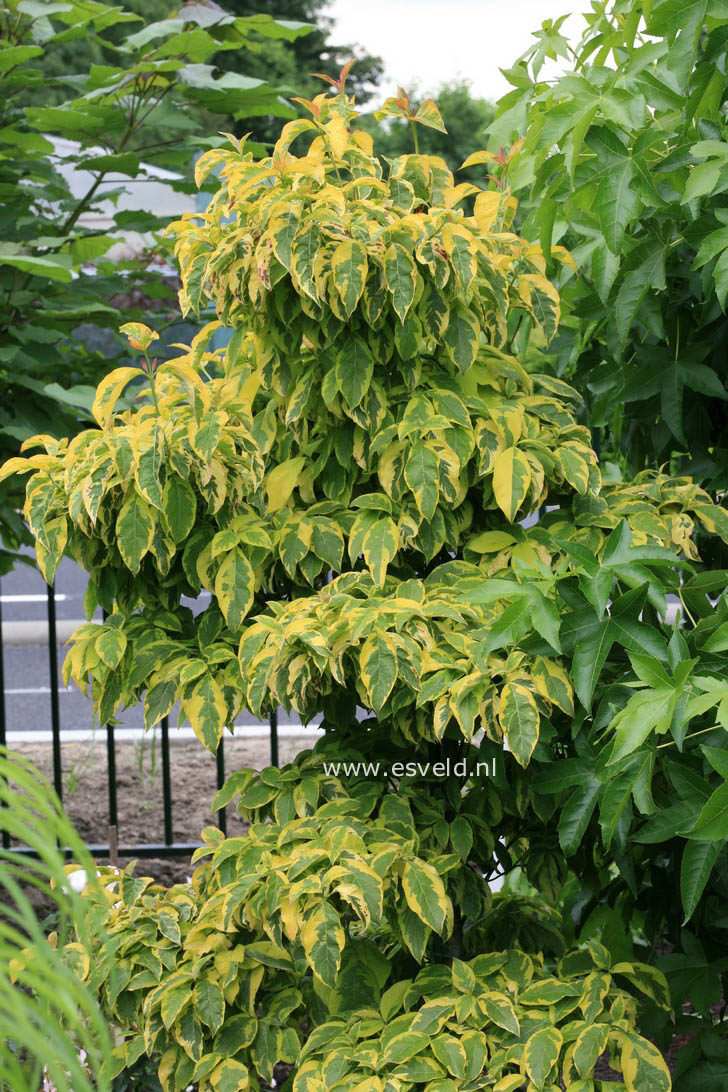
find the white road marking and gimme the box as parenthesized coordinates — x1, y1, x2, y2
(1, 593, 68, 603)
(5, 724, 322, 743)
(6, 687, 68, 694)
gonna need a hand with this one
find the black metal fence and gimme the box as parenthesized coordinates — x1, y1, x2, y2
(0, 582, 279, 859)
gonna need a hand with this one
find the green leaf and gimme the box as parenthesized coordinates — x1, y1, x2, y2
(335, 336, 373, 409)
(384, 242, 416, 321)
(571, 621, 614, 711)
(360, 631, 398, 710)
(559, 777, 601, 856)
(0, 247, 73, 282)
(214, 549, 255, 630)
(683, 160, 721, 202)
(405, 441, 439, 520)
(661, 361, 686, 445)
(300, 903, 344, 987)
(681, 840, 721, 922)
(608, 689, 674, 765)
(163, 476, 197, 544)
(116, 491, 154, 574)
(401, 858, 450, 934)
(686, 781, 728, 841)
(498, 681, 540, 767)
(597, 158, 638, 255)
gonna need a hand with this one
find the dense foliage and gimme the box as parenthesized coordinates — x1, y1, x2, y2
(0, 0, 308, 571)
(11, 68, 728, 1087)
(490, 0, 728, 492)
(490, 2, 728, 1081)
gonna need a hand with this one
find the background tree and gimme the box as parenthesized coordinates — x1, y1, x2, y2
(24, 0, 384, 148)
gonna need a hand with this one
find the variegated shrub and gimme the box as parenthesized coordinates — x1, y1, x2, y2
(8, 78, 728, 1089)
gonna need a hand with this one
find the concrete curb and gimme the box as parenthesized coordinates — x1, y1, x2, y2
(1, 619, 86, 646)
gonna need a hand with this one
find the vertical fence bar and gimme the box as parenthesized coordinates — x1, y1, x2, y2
(0, 587, 9, 850)
(101, 610, 118, 830)
(161, 715, 173, 845)
(106, 723, 118, 828)
(216, 738, 227, 835)
(270, 709, 278, 767)
(46, 583, 62, 803)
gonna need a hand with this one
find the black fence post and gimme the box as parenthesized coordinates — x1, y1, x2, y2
(216, 737, 226, 835)
(101, 610, 118, 831)
(270, 709, 278, 767)
(161, 715, 173, 846)
(46, 583, 62, 802)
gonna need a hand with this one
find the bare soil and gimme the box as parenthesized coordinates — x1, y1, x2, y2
(13, 735, 313, 887)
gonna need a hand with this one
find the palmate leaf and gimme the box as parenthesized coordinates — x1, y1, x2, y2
(596, 157, 639, 255)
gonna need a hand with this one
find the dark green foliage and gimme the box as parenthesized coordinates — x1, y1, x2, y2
(490, 0, 728, 492)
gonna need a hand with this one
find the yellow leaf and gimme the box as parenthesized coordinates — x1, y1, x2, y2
(92, 367, 143, 429)
(264, 457, 307, 513)
(119, 322, 158, 351)
(324, 116, 349, 159)
(473, 190, 503, 233)
(492, 447, 532, 521)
